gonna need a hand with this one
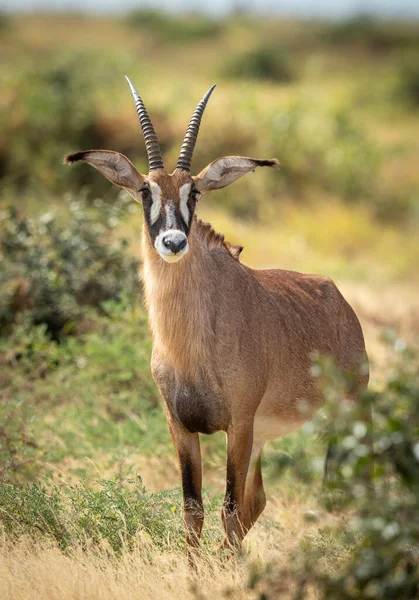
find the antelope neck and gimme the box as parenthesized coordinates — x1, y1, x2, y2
(141, 223, 219, 380)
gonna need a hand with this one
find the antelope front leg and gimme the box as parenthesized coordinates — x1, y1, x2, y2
(222, 424, 253, 549)
(168, 417, 204, 560)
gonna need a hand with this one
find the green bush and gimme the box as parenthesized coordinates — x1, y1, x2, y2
(0, 195, 140, 338)
(0, 301, 162, 484)
(222, 46, 294, 83)
(0, 387, 41, 484)
(0, 53, 116, 195)
(127, 9, 223, 43)
(0, 11, 11, 32)
(0, 320, 66, 483)
(318, 338, 419, 599)
(0, 478, 183, 553)
(323, 15, 419, 52)
(267, 103, 380, 201)
(395, 52, 419, 108)
(257, 336, 419, 599)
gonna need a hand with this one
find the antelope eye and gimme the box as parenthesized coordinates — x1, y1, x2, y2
(191, 187, 200, 199)
(139, 185, 151, 199)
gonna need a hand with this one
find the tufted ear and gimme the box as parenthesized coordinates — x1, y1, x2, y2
(193, 156, 279, 198)
(64, 150, 145, 201)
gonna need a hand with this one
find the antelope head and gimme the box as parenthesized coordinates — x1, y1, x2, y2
(65, 78, 278, 264)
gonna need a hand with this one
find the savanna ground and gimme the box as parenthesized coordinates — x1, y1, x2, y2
(1, 10, 419, 599)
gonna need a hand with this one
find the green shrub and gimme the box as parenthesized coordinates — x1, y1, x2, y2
(0, 386, 41, 484)
(0, 195, 140, 338)
(222, 46, 294, 83)
(0, 320, 66, 483)
(0, 11, 11, 32)
(0, 53, 120, 195)
(0, 478, 183, 553)
(127, 9, 223, 43)
(256, 336, 419, 599)
(395, 52, 419, 108)
(267, 103, 380, 201)
(0, 301, 162, 484)
(323, 15, 419, 52)
(315, 339, 419, 599)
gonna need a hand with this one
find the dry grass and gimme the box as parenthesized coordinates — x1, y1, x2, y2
(0, 490, 333, 600)
(0, 538, 249, 600)
(0, 539, 249, 600)
(2, 201, 417, 600)
(1, 286, 417, 600)
(2, 13, 419, 599)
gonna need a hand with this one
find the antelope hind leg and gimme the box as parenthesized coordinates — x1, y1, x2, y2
(242, 440, 266, 534)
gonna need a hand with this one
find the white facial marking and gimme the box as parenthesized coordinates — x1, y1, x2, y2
(158, 251, 185, 264)
(165, 202, 177, 229)
(179, 183, 191, 225)
(149, 181, 162, 225)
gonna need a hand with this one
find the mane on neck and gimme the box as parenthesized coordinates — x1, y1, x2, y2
(194, 218, 243, 260)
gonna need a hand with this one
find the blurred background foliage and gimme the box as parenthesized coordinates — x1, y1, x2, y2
(1, 7, 419, 600)
(1, 11, 419, 225)
(0, 196, 140, 338)
(0, 9, 419, 334)
(252, 338, 419, 600)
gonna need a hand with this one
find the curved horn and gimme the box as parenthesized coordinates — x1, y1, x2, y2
(177, 84, 216, 172)
(125, 76, 164, 171)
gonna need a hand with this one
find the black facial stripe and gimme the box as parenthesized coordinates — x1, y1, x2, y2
(142, 196, 197, 243)
(182, 196, 197, 236)
(187, 197, 196, 225)
(140, 192, 160, 242)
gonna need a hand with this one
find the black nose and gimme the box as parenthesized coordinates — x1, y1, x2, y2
(162, 234, 187, 254)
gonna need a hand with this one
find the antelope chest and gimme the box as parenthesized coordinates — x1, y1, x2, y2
(151, 359, 228, 435)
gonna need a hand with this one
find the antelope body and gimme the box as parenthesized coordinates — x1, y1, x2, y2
(65, 79, 369, 556)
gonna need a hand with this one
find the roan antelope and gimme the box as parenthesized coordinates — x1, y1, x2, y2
(65, 78, 369, 557)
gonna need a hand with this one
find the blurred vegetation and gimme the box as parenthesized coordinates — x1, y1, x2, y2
(1, 10, 419, 599)
(0, 11, 11, 31)
(2, 325, 419, 598)
(221, 45, 294, 83)
(323, 14, 419, 51)
(0, 478, 185, 553)
(266, 104, 380, 201)
(127, 8, 223, 43)
(395, 51, 419, 108)
(0, 300, 161, 484)
(0, 196, 140, 338)
(1, 11, 419, 230)
(251, 338, 419, 599)
(1, 53, 130, 195)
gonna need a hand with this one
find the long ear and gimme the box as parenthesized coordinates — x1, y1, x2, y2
(194, 156, 279, 197)
(64, 150, 145, 201)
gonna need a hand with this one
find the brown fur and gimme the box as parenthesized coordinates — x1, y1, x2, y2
(65, 149, 369, 557)
(141, 174, 369, 553)
(145, 215, 368, 407)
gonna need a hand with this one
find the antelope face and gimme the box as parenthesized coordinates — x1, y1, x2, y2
(141, 170, 199, 263)
(64, 78, 278, 266)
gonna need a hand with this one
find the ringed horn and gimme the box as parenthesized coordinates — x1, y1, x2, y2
(125, 76, 164, 171)
(176, 84, 216, 172)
